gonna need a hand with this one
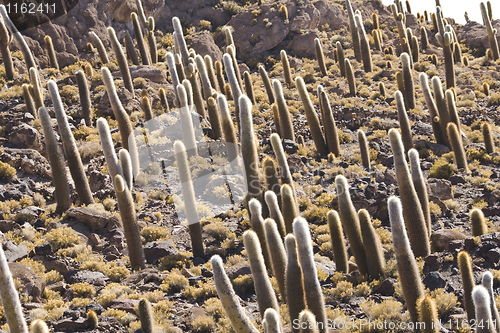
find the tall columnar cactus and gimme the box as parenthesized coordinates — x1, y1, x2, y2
(22, 84, 35, 118)
(39, 107, 71, 213)
(335, 175, 369, 275)
(259, 65, 275, 104)
(458, 251, 476, 321)
(172, 17, 189, 66)
(482, 271, 500, 327)
(264, 218, 287, 302)
(358, 209, 385, 279)
(354, 13, 373, 73)
(131, 12, 150, 65)
(379, 81, 386, 100)
(243, 71, 256, 105)
(138, 299, 155, 333)
(29, 67, 44, 110)
(446, 89, 461, 132)
(447, 122, 469, 172)
(114, 174, 146, 270)
(327, 210, 348, 273)
(396, 71, 404, 94)
(435, 7, 456, 88)
(263, 308, 282, 333)
(124, 30, 140, 65)
(421, 26, 429, 50)
(166, 52, 180, 105)
(293, 217, 326, 333)
(175, 53, 186, 82)
(249, 199, 272, 270)
(174, 141, 205, 258)
(281, 184, 299, 235)
(470, 208, 488, 236)
(319, 90, 340, 156)
(75, 70, 92, 127)
(44, 35, 59, 70)
(195, 54, 215, 100)
(0, 4, 36, 70)
(281, 50, 293, 86)
(401, 53, 415, 110)
(97, 118, 124, 183)
(408, 149, 432, 236)
(345, 0, 361, 61)
(388, 196, 424, 324)
(420, 73, 444, 145)
(0, 15, 13, 80)
(223, 53, 243, 128)
(89, 31, 109, 64)
(336, 41, 346, 77)
(217, 94, 239, 166)
(270, 133, 295, 195)
(185, 62, 207, 119)
(483, 122, 496, 154)
(411, 35, 419, 63)
(285, 234, 307, 333)
(177, 84, 198, 157)
(272, 79, 295, 141)
(480, 2, 499, 60)
(389, 129, 430, 258)
(211, 255, 259, 333)
(207, 97, 222, 140)
(243, 230, 279, 316)
(417, 296, 439, 333)
(358, 129, 370, 169)
(264, 191, 286, 240)
(345, 58, 356, 95)
(314, 38, 327, 76)
(472, 286, 496, 333)
(119, 149, 133, 191)
(227, 45, 244, 94)
(373, 29, 382, 52)
(147, 24, 157, 63)
(215, 60, 226, 94)
(48, 80, 94, 205)
(271, 103, 281, 137)
(395, 91, 414, 153)
(296, 76, 328, 155)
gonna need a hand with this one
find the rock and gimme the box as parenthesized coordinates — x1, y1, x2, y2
(16, 206, 44, 223)
(373, 277, 396, 296)
(65, 207, 118, 232)
(113, 65, 168, 83)
(291, 30, 320, 58)
(123, 268, 163, 286)
(0, 148, 50, 178)
(3, 241, 28, 262)
(282, 139, 299, 154)
(0, 220, 22, 233)
(225, 261, 251, 280)
(186, 31, 223, 63)
(98, 87, 139, 116)
(449, 175, 466, 185)
(144, 240, 179, 264)
(9, 262, 46, 302)
(52, 317, 88, 331)
(109, 0, 136, 23)
(290, 2, 320, 32)
(45, 281, 68, 294)
(109, 299, 138, 313)
(64, 270, 109, 287)
(431, 229, 467, 252)
(458, 20, 500, 55)
(428, 178, 453, 200)
(429, 142, 451, 156)
(7, 124, 43, 151)
(315, 261, 336, 276)
(31, 243, 54, 256)
(314, 0, 348, 30)
(487, 248, 500, 264)
(423, 272, 446, 291)
(483, 206, 500, 217)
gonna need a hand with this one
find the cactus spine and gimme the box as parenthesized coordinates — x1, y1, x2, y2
(345, 58, 356, 95)
(358, 209, 385, 278)
(470, 208, 488, 236)
(48, 80, 94, 205)
(138, 299, 155, 333)
(264, 218, 287, 302)
(314, 38, 327, 76)
(281, 49, 293, 86)
(327, 210, 348, 273)
(285, 235, 307, 333)
(355, 12, 373, 72)
(132, 12, 150, 65)
(417, 296, 439, 333)
(481, 2, 499, 60)
(272, 79, 294, 141)
(44, 35, 59, 70)
(401, 53, 415, 110)
(482, 271, 500, 327)
(388, 196, 424, 324)
(319, 90, 340, 156)
(0, 15, 13, 80)
(483, 122, 496, 154)
(174, 141, 205, 258)
(89, 31, 109, 64)
(335, 175, 369, 275)
(395, 90, 414, 153)
(472, 286, 496, 333)
(243, 230, 279, 316)
(296, 76, 328, 155)
(447, 122, 469, 172)
(409, 149, 432, 236)
(76, 70, 93, 127)
(458, 251, 476, 321)
(346, 0, 361, 61)
(389, 129, 430, 258)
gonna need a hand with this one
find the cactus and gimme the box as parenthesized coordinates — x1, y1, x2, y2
(335, 175, 369, 275)
(345, 58, 356, 96)
(119, 148, 133, 191)
(259, 65, 275, 104)
(483, 122, 495, 154)
(358, 209, 385, 278)
(264, 190, 286, 240)
(158, 87, 170, 112)
(336, 41, 346, 77)
(175, 52, 186, 82)
(184, 61, 206, 118)
(417, 296, 439, 333)
(453, 42, 462, 65)
(211, 255, 259, 333)
(473, 286, 496, 333)
(108, 27, 135, 97)
(388, 196, 424, 324)
(379, 81, 386, 100)
(138, 299, 155, 333)
(223, 53, 243, 128)
(435, 7, 456, 88)
(131, 12, 150, 65)
(298, 310, 319, 333)
(447, 122, 469, 172)
(44, 35, 59, 70)
(270, 133, 294, 189)
(395, 91, 413, 153)
(215, 60, 226, 94)
(249, 199, 272, 270)
(76, 70, 93, 127)
(281, 49, 293, 86)
(147, 28, 157, 64)
(420, 73, 445, 145)
(97, 118, 124, 183)
(227, 45, 244, 94)
(114, 174, 145, 270)
(357, 129, 370, 169)
(89, 31, 109, 64)
(281, 184, 299, 235)
(217, 94, 239, 166)
(421, 26, 429, 50)
(29, 320, 47, 333)
(264, 218, 287, 302)
(29, 67, 44, 110)
(285, 235, 307, 333)
(401, 53, 415, 110)
(0, 15, 13, 80)
(124, 30, 140, 65)
(203, 55, 218, 91)
(224, 26, 234, 47)
(458, 251, 476, 321)
(408, 149, 432, 236)
(480, 2, 499, 60)
(195, 54, 215, 100)
(271, 103, 281, 137)
(243, 71, 256, 105)
(140, 94, 153, 121)
(206, 97, 222, 140)
(176, 84, 198, 157)
(293, 217, 326, 333)
(432, 75, 451, 147)
(372, 11, 380, 30)
(263, 308, 282, 333)
(166, 52, 180, 105)
(482, 271, 500, 328)
(354, 13, 372, 73)
(389, 129, 430, 258)
(470, 208, 488, 236)
(446, 89, 461, 132)
(174, 141, 205, 258)
(346, 0, 361, 61)
(48, 80, 94, 206)
(86, 310, 98, 329)
(172, 17, 189, 66)
(272, 79, 294, 141)
(296, 76, 328, 155)
(263, 158, 280, 197)
(243, 230, 279, 316)
(22, 84, 35, 118)
(327, 210, 348, 273)
(279, 4, 288, 22)
(319, 90, 340, 157)
(373, 29, 382, 51)
(314, 38, 327, 76)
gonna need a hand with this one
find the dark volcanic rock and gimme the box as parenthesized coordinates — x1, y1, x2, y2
(144, 240, 179, 264)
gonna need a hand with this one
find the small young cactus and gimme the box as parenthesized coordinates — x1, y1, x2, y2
(417, 296, 439, 333)
(447, 122, 469, 172)
(141, 94, 153, 121)
(470, 208, 488, 236)
(86, 310, 98, 329)
(358, 129, 370, 169)
(281, 49, 293, 85)
(158, 87, 170, 112)
(482, 122, 495, 154)
(458, 251, 476, 321)
(298, 310, 319, 333)
(472, 286, 496, 333)
(264, 308, 282, 333)
(345, 58, 356, 95)
(285, 234, 307, 333)
(272, 79, 295, 141)
(421, 26, 429, 49)
(132, 12, 150, 65)
(336, 41, 346, 77)
(29, 319, 48, 333)
(358, 209, 385, 279)
(138, 299, 155, 333)
(44, 35, 59, 70)
(211, 255, 259, 333)
(327, 210, 348, 273)
(89, 31, 109, 64)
